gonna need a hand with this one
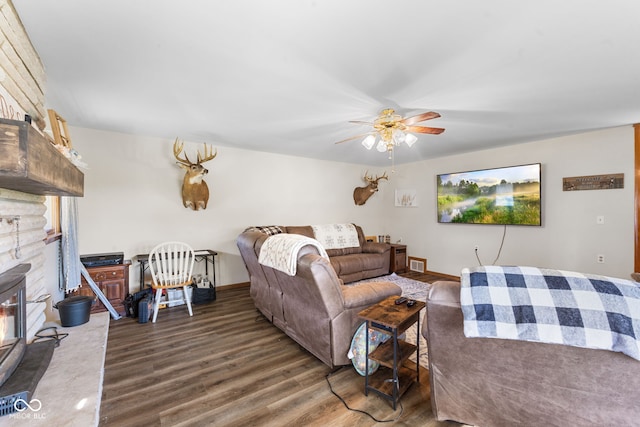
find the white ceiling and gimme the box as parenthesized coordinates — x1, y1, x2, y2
(12, 0, 640, 166)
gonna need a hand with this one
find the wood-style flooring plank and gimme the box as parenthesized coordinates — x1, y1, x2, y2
(100, 277, 462, 427)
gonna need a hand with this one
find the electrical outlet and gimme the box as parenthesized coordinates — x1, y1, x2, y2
(597, 254, 605, 263)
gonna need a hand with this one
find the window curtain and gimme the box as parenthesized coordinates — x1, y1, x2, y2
(60, 196, 81, 293)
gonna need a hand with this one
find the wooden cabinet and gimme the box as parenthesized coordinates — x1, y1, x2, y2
(389, 244, 407, 274)
(72, 262, 130, 316)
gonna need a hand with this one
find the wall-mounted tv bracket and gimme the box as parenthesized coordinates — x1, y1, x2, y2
(0, 215, 22, 259)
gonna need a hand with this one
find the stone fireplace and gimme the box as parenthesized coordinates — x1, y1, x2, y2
(0, 6, 84, 417)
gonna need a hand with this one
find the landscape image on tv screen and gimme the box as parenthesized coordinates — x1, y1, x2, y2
(437, 163, 541, 226)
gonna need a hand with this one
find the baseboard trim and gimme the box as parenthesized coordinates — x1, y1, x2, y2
(218, 281, 250, 290)
(425, 270, 460, 281)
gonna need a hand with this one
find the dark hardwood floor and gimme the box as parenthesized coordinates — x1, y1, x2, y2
(401, 270, 460, 284)
(99, 272, 461, 427)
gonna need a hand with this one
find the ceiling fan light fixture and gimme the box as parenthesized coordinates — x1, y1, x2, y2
(335, 107, 443, 164)
(361, 134, 376, 150)
(404, 133, 418, 147)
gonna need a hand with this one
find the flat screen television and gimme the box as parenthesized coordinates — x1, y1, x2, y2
(437, 163, 541, 226)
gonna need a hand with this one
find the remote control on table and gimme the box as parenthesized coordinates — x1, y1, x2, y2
(394, 297, 408, 305)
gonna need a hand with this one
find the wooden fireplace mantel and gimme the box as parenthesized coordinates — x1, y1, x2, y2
(0, 118, 84, 197)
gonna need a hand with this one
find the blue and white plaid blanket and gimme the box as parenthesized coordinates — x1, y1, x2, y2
(461, 266, 640, 360)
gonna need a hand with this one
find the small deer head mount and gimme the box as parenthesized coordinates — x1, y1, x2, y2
(173, 138, 217, 210)
(353, 171, 388, 205)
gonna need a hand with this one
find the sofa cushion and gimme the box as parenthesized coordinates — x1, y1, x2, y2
(331, 252, 388, 277)
(325, 246, 362, 257)
(341, 281, 402, 309)
(331, 254, 363, 277)
(284, 225, 314, 238)
(361, 241, 389, 254)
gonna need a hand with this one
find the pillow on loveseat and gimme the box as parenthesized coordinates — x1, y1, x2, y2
(244, 225, 283, 235)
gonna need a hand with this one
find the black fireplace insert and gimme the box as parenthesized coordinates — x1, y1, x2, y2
(0, 264, 55, 417)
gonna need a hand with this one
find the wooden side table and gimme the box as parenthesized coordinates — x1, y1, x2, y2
(358, 295, 426, 409)
(389, 244, 407, 274)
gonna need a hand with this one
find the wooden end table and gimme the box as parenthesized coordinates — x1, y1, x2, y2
(358, 295, 426, 409)
(389, 244, 407, 274)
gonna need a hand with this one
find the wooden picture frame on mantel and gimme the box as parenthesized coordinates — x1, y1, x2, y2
(47, 109, 72, 148)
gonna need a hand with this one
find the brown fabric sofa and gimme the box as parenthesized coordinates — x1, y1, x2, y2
(422, 280, 640, 427)
(237, 227, 401, 368)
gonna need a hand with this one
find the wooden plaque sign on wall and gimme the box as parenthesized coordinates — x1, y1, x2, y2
(562, 173, 624, 191)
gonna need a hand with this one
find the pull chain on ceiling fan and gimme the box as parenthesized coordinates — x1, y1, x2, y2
(335, 108, 445, 160)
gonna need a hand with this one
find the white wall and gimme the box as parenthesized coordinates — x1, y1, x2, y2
(71, 125, 635, 289)
(382, 126, 634, 278)
(70, 127, 390, 292)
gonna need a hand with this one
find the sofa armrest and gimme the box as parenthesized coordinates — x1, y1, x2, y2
(361, 242, 390, 254)
(428, 280, 461, 306)
(341, 281, 402, 309)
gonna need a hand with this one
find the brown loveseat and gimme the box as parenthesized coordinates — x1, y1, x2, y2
(422, 280, 640, 427)
(251, 224, 391, 283)
(237, 226, 401, 367)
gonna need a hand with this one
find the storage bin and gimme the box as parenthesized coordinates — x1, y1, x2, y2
(54, 295, 93, 327)
(167, 287, 193, 307)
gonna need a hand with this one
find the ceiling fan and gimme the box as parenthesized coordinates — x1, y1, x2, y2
(335, 108, 445, 157)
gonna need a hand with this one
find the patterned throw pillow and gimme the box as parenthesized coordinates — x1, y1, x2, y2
(244, 225, 283, 235)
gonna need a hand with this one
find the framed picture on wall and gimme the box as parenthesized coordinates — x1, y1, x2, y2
(395, 189, 418, 207)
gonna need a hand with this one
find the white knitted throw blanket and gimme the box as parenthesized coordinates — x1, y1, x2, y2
(258, 234, 329, 276)
(311, 223, 359, 250)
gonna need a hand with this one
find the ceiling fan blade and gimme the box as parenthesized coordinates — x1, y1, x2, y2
(334, 133, 371, 144)
(406, 125, 446, 135)
(348, 120, 374, 126)
(401, 111, 441, 125)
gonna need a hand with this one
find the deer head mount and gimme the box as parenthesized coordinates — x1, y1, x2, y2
(173, 138, 217, 211)
(353, 171, 388, 205)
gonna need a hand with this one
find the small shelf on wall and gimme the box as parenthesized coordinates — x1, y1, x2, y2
(0, 118, 84, 196)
